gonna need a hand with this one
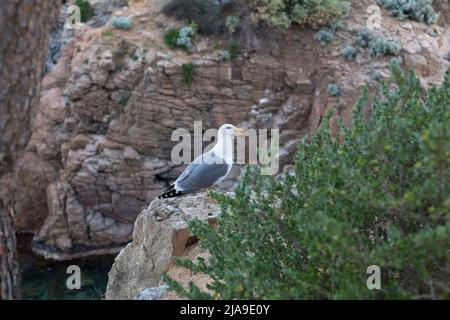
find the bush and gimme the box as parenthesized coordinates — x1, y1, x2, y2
(119, 97, 129, 106)
(378, 0, 438, 25)
(314, 29, 334, 44)
(327, 83, 342, 96)
(371, 70, 382, 81)
(254, 0, 351, 28)
(164, 25, 197, 51)
(341, 45, 357, 60)
(176, 26, 196, 50)
(182, 63, 196, 85)
(166, 66, 450, 299)
(162, 0, 227, 34)
(112, 16, 133, 30)
(225, 15, 240, 34)
(164, 28, 180, 50)
(389, 56, 403, 67)
(228, 41, 241, 59)
(75, 0, 95, 23)
(218, 50, 231, 61)
(356, 28, 401, 58)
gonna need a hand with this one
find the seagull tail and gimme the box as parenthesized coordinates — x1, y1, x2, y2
(157, 184, 185, 199)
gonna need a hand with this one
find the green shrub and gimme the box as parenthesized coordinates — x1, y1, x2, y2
(228, 41, 241, 59)
(75, 0, 95, 23)
(225, 15, 240, 34)
(176, 25, 197, 50)
(112, 16, 133, 30)
(182, 63, 196, 85)
(165, 66, 450, 299)
(315, 29, 334, 44)
(341, 45, 357, 60)
(356, 28, 401, 58)
(314, 19, 345, 44)
(218, 50, 231, 61)
(164, 28, 180, 50)
(327, 83, 341, 96)
(371, 70, 382, 81)
(164, 25, 197, 51)
(255, 0, 351, 28)
(326, 19, 345, 33)
(389, 56, 403, 67)
(378, 0, 438, 25)
(162, 0, 227, 34)
(119, 97, 129, 106)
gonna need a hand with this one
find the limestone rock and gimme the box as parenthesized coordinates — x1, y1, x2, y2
(105, 193, 218, 300)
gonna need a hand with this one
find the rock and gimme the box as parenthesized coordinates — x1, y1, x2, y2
(45, 4, 75, 73)
(105, 193, 219, 300)
(134, 285, 169, 300)
(123, 146, 139, 160)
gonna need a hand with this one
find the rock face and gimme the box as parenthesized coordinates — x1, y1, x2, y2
(105, 192, 218, 300)
(133, 284, 169, 300)
(6, 0, 449, 260)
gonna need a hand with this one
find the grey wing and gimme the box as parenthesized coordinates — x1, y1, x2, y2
(175, 153, 228, 191)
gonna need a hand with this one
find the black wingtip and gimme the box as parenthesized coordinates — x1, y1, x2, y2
(157, 188, 184, 199)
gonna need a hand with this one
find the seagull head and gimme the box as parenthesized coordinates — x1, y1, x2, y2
(218, 124, 246, 139)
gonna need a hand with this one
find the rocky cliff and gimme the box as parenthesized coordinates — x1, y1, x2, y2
(6, 0, 449, 261)
(106, 192, 217, 300)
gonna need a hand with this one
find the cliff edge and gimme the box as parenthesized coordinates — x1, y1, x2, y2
(105, 192, 217, 300)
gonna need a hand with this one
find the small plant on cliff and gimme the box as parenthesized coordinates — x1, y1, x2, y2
(182, 63, 196, 85)
(378, 0, 438, 25)
(164, 24, 197, 51)
(228, 41, 241, 59)
(164, 28, 180, 50)
(371, 69, 382, 81)
(119, 97, 129, 106)
(341, 45, 357, 60)
(314, 19, 344, 45)
(112, 16, 133, 30)
(389, 56, 403, 67)
(218, 50, 232, 61)
(225, 15, 240, 34)
(75, 0, 95, 23)
(314, 29, 334, 44)
(356, 28, 401, 58)
(327, 83, 342, 96)
(165, 65, 450, 299)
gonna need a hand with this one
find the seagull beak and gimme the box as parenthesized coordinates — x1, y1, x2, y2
(233, 128, 246, 136)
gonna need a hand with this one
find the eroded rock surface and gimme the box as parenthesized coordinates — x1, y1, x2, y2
(105, 192, 218, 300)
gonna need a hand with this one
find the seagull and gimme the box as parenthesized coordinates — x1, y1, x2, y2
(158, 124, 245, 199)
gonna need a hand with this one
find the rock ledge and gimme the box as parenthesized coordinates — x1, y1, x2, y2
(105, 192, 218, 300)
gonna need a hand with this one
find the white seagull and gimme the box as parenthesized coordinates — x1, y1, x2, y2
(158, 124, 245, 199)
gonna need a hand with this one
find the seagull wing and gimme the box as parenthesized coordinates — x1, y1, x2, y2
(175, 151, 229, 192)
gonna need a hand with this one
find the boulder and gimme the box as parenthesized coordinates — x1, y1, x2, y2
(105, 192, 218, 300)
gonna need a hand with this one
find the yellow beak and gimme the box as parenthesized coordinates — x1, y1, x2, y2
(233, 128, 246, 136)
